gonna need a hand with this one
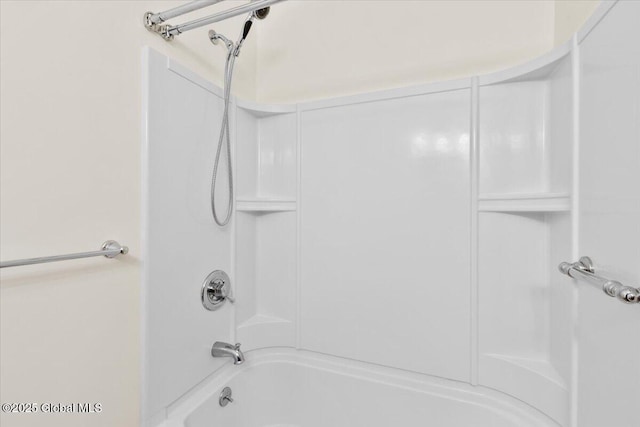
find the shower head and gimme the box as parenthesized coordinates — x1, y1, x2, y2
(253, 7, 270, 20)
(234, 7, 269, 57)
(241, 17, 254, 41)
(233, 16, 254, 57)
(210, 5, 270, 57)
(241, 7, 271, 40)
(240, 5, 270, 42)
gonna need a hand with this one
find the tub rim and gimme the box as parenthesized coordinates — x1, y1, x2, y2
(162, 348, 557, 427)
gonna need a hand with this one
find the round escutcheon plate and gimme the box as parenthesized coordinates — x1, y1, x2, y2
(201, 270, 232, 311)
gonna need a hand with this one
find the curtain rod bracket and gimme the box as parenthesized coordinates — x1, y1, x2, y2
(144, 12, 175, 41)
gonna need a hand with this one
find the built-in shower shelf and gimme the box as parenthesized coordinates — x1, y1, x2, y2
(236, 198, 297, 212)
(478, 193, 570, 212)
(236, 99, 297, 118)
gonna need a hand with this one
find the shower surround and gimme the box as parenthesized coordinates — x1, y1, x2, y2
(142, 2, 640, 426)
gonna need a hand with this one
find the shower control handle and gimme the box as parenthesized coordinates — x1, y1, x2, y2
(201, 270, 234, 310)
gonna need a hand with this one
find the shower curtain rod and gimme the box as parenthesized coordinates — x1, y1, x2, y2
(147, 0, 225, 25)
(144, 0, 285, 41)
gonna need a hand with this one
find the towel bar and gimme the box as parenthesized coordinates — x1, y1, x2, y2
(0, 240, 128, 269)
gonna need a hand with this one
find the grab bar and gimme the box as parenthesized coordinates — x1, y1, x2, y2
(558, 256, 640, 304)
(0, 240, 128, 269)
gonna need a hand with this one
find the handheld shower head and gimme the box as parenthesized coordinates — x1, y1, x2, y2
(239, 5, 270, 44)
(253, 7, 270, 20)
(207, 3, 272, 227)
(211, 5, 270, 58)
(233, 16, 254, 56)
(234, 8, 265, 57)
(241, 18, 254, 41)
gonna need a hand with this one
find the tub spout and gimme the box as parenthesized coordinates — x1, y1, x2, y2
(211, 342, 245, 365)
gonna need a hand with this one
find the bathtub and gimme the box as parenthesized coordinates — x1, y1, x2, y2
(159, 349, 555, 427)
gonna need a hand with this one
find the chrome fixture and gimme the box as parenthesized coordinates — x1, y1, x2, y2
(0, 240, 128, 269)
(145, 1, 277, 226)
(208, 6, 270, 226)
(219, 387, 234, 407)
(146, 0, 224, 26)
(211, 342, 245, 365)
(144, 0, 284, 41)
(201, 270, 234, 310)
(559, 256, 640, 304)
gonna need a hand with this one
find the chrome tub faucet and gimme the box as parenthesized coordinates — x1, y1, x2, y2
(211, 342, 245, 365)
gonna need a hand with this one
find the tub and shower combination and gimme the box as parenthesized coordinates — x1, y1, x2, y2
(168, 350, 552, 427)
(141, 1, 640, 427)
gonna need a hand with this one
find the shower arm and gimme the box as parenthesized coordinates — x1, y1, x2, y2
(144, 0, 285, 41)
(558, 256, 640, 304)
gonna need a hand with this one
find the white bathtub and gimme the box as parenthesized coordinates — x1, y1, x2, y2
(160, 349, 556, 427)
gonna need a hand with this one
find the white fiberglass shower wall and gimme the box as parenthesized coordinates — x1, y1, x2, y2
(142, 2, 639, 426)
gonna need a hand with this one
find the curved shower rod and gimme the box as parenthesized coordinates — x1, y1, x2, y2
(147, 0, 225, 25)
(144, 0, 285, 41)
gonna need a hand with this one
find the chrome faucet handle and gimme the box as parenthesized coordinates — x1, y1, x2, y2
(225, 290, 235, 304)
(201, 270, 234, 310)
(234, 343, 241, 350)
(214, 277, 235, 303)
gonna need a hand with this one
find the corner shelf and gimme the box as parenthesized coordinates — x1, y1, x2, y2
(236, 198, 297, 212)
(478, 192, 570, 213)
(236, 99, 297, 118)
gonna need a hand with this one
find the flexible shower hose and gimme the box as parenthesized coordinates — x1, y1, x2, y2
(211, 47, 236, 226)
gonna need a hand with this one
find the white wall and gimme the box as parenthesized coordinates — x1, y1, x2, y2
(0, 2, 255, 427)
(0, 1, 600, 426)
(577, 2, 640, 425)
(300, 89, 472, 382)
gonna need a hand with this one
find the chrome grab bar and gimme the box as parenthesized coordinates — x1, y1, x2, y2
(0, 240, 128, 269)
(558, 256, 640, 304)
